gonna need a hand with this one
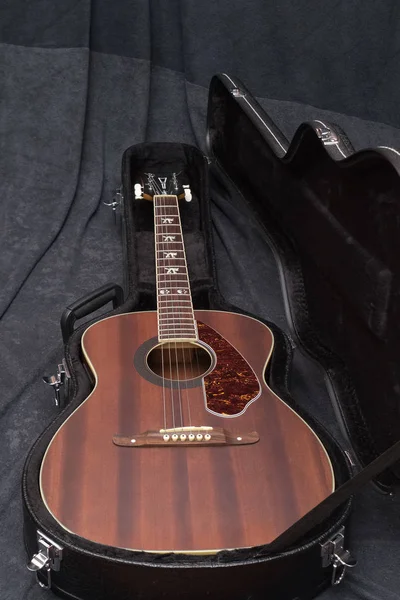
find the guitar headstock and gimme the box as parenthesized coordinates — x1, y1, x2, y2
(134, 172, 192, 202)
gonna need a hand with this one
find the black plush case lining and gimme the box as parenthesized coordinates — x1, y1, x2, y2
(207, 74, 400, 486)
(22, 139, 353, 599)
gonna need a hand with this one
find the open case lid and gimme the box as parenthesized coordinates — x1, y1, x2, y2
(205, 73, 400, 521)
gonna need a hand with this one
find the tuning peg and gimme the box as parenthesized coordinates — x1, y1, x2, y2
(183, 185, 192, 202)
(134, 183, 143, 199)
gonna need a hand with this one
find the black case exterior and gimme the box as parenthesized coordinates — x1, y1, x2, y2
(22, 71, 400, 599)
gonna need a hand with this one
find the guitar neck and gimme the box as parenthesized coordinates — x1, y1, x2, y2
(154, 195, 198, 342)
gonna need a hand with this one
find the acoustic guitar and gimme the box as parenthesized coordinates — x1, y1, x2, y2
(40, 172, 334, 554)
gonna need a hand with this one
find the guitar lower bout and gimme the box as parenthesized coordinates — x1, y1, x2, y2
(40, 309, 334, 554)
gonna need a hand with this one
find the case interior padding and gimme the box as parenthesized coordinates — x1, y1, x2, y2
(207, 76, 400, 481)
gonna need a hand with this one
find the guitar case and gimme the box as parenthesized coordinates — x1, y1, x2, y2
(22, 73, 400, 600)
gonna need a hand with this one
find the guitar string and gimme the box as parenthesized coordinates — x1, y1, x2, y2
(176, 187, 193, 435)
(153, 179, 167, 431)
(175, 177, 198, 422)
(159, 183, 185, 432)
(163, 186, 189, 432)
(154, 178, 175, 431)
(170, 192, 184, 430)
(171, 196, 183, 427)
(156, 180, 194, 435)
(174, 187, 194, 433)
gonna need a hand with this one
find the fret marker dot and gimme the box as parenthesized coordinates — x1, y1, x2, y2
(237, 437, 242, 441)
(131, 439, 136, 443)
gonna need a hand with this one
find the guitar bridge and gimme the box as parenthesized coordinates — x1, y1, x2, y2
(112, 426, 259, 447)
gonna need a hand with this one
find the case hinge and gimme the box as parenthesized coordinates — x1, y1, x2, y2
(230, 87, 246, 98)
(320, 526, 357, 585)
(27, 530, 63, 590)
(42, 358, 70, 408)
(315, 126, 340, 146)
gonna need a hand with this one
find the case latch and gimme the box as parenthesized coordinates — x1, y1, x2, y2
(27, 531, 63, 590)
(43, 359, 70, 408)
(321, 527, 357, 585)
(104, 187, 123, 224)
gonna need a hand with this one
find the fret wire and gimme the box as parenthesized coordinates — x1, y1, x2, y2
(158, 315, 193, 325)
(159, 308, 194, 312)
(159, 308, 194, 311)
(159, 318, 194, 321)
(159, 338, 197, 340)
(159, 325, 197, 329)
(158, 298, 191, 302)
(158, 298, 192, 301)
(159, 313, 194, 316)
(159, 328, 197, 331)
(158, 311, 194, 314)
(159, 330, 197, 333)
(159, 310, 194, 314)
(158, 307, 192, 310)
(158, 306, 193, 310)
(159, 324, 195, 327)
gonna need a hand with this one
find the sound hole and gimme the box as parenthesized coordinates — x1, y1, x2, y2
(147, 342, 212, 381)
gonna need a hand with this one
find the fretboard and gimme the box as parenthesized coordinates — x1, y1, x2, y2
(154, 195, 197, 342)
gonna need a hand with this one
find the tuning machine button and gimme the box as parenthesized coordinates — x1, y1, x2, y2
(183, 185, 192, 202)
(134, 183, 143, 199)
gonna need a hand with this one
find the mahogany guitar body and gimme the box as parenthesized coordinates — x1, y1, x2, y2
(40, 310, 334, 554)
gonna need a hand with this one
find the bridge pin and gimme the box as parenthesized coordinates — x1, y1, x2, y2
(180, 434, 187, 441)
(188, 434, 195, 441)
(171, 434, 179, 441)
(163, 434, 170, 441)
(196, 433, 203, 441)
(204, 433, 211, 441)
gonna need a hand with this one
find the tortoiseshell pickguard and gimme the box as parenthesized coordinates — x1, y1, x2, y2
(197, 321, 260, 415)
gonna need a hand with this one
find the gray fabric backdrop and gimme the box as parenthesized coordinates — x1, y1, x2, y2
(1, 2, 400, 599)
